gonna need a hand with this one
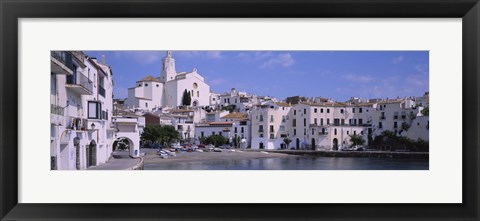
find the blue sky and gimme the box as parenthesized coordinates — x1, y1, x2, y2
(84, 51, 429, 101)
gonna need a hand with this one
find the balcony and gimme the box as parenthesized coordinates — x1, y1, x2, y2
(258, 128, 264, 133)
(319, 131, 328, 135)
(51, 51, 74, 75)
(66, 73, 93, 95)
(380, 116, 386, 120)
(50, 104, 64, 116)
(66, 117, 88, 131)
(98, 85, 106, 97)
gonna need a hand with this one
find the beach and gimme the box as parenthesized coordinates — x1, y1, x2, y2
(143, 150, 291, 164)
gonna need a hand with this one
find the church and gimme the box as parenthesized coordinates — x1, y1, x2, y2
(125, 51, 211, 109)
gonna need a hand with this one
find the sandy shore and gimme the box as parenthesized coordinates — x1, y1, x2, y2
(143, 150, 291, 164)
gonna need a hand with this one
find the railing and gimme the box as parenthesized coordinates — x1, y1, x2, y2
(51, 51, 74, 71)
(98, 85, 106, 97)
(67, 73, 93, 93)
(67, 117, 88, 131)
(50, 104, 64, 116)
(319, 132, 328, 135)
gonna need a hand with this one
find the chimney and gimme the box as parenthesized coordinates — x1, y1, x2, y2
(102, 54, 106, 64)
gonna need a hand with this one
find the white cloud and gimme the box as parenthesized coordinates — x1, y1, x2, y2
(415, 64, 429, 75)
(113, 51, 164, 65)
(260, 53, 295, 69)
(342, 73, 374, 83)
(392, 55, 404, 64)
(206, 51, 223, 59)
(209, 78, 226, 86)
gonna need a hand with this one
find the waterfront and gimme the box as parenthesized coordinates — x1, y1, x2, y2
(143, 151, 429, 170)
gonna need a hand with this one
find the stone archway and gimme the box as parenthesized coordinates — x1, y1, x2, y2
(87, 140, 97, 167)
(112, 137, 136, 158)
(333, 138, 339, 151)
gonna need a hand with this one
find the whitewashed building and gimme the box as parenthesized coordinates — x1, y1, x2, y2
(126, 51, 211, 110)
(50, 51, 116, 170)
(250, 102, 292, 150)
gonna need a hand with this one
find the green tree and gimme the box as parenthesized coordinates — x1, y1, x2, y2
(233, 135, 240, 148)
(283, 138, 292, 149)
(205, 135, 228, 147)
(349, 134, 366, 147)
(158, 125, 180, 146)
(141, 125, 180, 147)
(182, 89, 192, 106)
(141, 125, 161, 143)
(421, 106, 429, 116)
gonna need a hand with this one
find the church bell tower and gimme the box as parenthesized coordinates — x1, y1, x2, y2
(160, 51, 176, 82)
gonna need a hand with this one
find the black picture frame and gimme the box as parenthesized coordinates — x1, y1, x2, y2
(1, 0, 479, 220)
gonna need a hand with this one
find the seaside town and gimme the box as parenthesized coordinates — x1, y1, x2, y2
(50, 51, 429, 170)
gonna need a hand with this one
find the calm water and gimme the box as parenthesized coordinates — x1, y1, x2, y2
(144, 156, 429, 170)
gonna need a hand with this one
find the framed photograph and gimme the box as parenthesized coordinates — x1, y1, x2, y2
(1, 0, 479, 220)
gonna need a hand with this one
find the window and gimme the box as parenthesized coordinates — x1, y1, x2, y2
(270, 134, 274, 139)
(241, 127, 244, 133)
(314, 108, 317, 113)
(327, 109, 330, 113)
(394, 122, 398, 128)
(359, 119, 363, 125)
(379, 122, 383, 129)
(293, 129, 296, 136)
(270, 125, 274, 132)
(280, 125, 285, 131)
(359, 108, 363, 113)
(312, 129, 315, 135)
(259, 134, 264, 138)
(138, 84, 142, 87)
(320, 118, 324, 126)
(292, 119, 296, 127)
(334, 129, 337, 135)
(354, 131, 357, 135)
(197, 91, 199, 97)
(314, 118, 317, 125)
(212, 132, 215, 135)
(88, 101, 101, 119)
(294, 110, 296, 115)
(304, 129, 306, 135)
(303, 118, 306, 126)
(145, 103, 148, 108)
(327, 119, 330, 125)
(259, 115, 264, 122)
(193, 83, 198, 89)
(156, 84, 159, 87)
(340, 109, 344, 114)
(352, 108, 355, 113)
(304, 109, 306, 114)
(270, 115, 274, 122)
(234, 127, 238, 133)
(347, 131, 349, 135)
(321, 108, 324, 113)
(219, 132, 223, 136)
(259, 125, 264, 132)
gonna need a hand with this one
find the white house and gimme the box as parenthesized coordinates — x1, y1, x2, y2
(50, 51, 116, 170)
(126, 51, 211, 110)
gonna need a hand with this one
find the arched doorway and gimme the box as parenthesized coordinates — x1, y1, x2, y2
(87, 140, 96, 167)
(296, 138, 300, 150)
(311, 138, 316, 150)
(259, 142, 264, 149)
(332, 138, 339, 151)
(73, 137, 81, 170)
(112, 137, 136, 158)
